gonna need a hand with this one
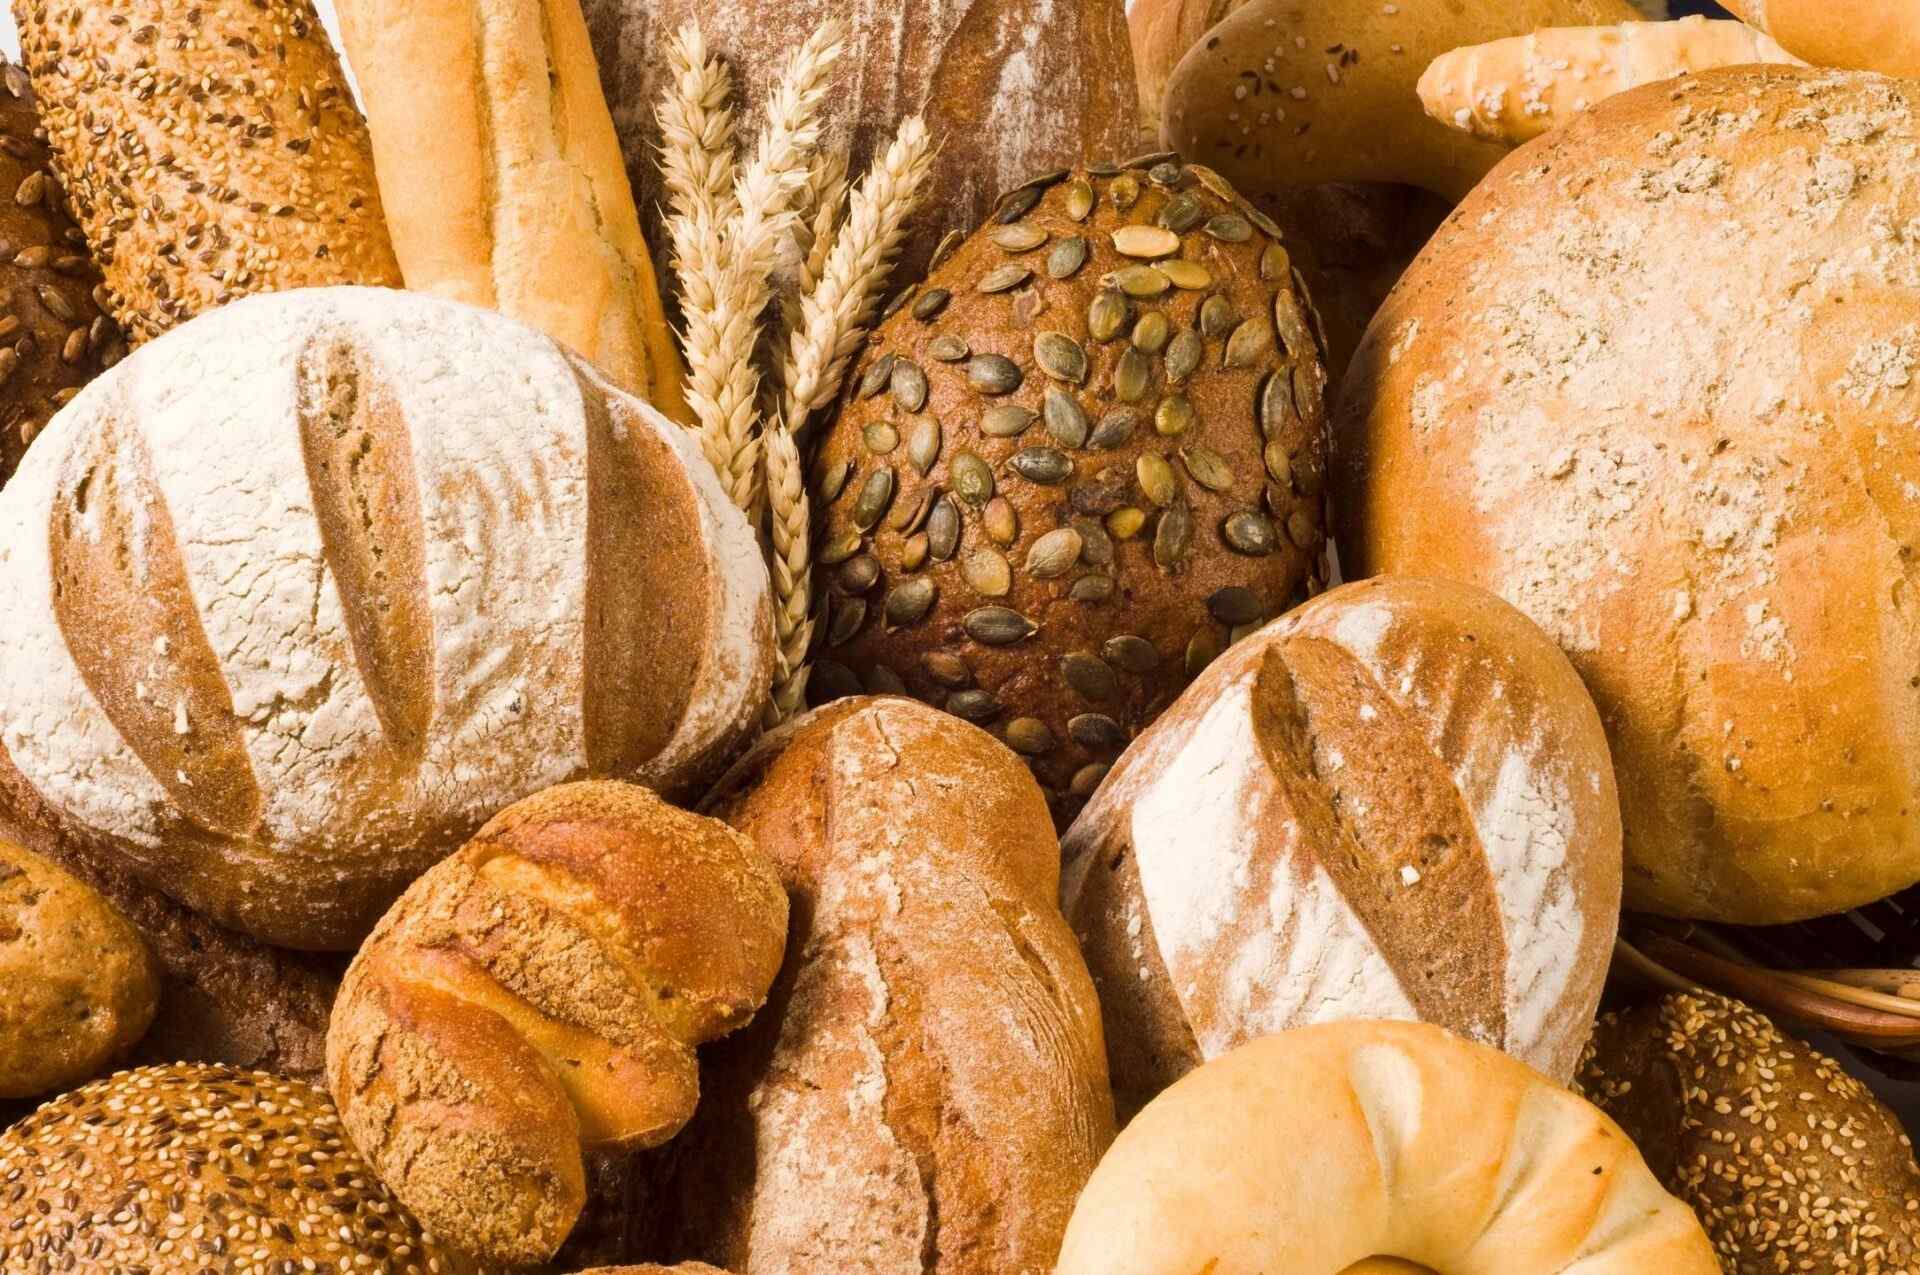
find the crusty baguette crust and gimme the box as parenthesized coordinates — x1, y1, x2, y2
(338, 0, 688, 420)
(1723, 0, 1920, 79)
(13, 0, 402, 344)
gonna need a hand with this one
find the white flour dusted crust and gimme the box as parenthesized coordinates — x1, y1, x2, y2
(1061, 577, 1620, 1117)
(0, 287, 773, 951)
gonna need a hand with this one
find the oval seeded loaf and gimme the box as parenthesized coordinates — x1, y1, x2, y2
(0, 286, 773, 951)
(1062, 577, 1622, 1118)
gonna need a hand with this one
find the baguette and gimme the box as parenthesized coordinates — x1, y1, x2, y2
(1721, 0, 1920, 79)
(337, 0, 689, 420)
(13, 0, 403, 345)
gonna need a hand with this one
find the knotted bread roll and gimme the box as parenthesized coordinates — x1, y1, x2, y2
(327, 781, 788, 1267)
(1055, 1020, 1719, 1275)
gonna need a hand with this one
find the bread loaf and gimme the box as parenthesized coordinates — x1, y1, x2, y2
(1334, 66, 1920, 924)
(578, 0, 1139, 277)
(809, 158, 1330, 829)
(646, 697, 1116, 1275)
(1062, 577, 1621, 1118)
(1578, 991, 1920, 1275)
(1721, 0, 1920, 79)
(0, 60, 123, 488)
(14, 0, 404, 345)
(1055, 1021, 1719, 1275)
(328, 781, 787, 1266)
(0, 286, 773, 950)
(337, 0, 688, 418)
(0, 1065, 489, 1273)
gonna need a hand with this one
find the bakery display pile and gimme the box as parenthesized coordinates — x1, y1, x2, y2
(0, 1, 1918, 1274)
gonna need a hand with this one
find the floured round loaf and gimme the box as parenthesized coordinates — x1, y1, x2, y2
(0, 287, 773, 950)
(1062, 576, 1621, 1118)
(1335, 67, 1920, 923)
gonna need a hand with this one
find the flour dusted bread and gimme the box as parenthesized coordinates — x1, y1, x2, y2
(1335, 67, 1920, 924)
(0, 287, 773, 950)
(1062, 577, 1620, 1117)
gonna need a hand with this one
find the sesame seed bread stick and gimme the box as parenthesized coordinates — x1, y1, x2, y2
(1722, 0, 1920, 80)
(11, 0, 404, 346)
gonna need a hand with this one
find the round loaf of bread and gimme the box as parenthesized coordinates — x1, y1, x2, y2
(0, 1064, 486, 1273)
(1576, 991, 1920, 1275)
(1062, 576, 1621, 1117)
(0, 286, 773, 950)
(0, 838, 156, 1098)
(328, 780, 788, 1267)
(1334, 67, 1920, 924)
(1055, 1020, 1719, 1275)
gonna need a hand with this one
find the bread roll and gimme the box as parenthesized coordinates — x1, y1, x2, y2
(578, 0, 1139, 277)
(337, 0, 688, 418)
(14, 0, 403, 345)
(328, 781, 787, 1266)
(1055, 1021, 1719, 1275)
(1334, 66, 1920, 924)
(647, 697, 1116, 1275)
(1721, 0, 1920, 79)
(0, 1064, 487, 1273)
(0, 286, 773, 950)
(0, 838, 156, 1098)
(809, 158, 1330, 829)
(1063, 577, 1621, 1118)
(1577, 991, 1920, 1275)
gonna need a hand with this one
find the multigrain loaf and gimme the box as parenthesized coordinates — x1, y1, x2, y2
(13, 0, 403, 345)
(0, 286, 773, 950)
(646, 697, 1116, 1275)
(1062, 577, 1621, 1118)
(578, 0, 1139, 277)
(1577, 992, 1920, 1275)
(328, 782, 787, 1267)
(1335, 67, 1920, 924)
(1055, 1022, 1719, 1275)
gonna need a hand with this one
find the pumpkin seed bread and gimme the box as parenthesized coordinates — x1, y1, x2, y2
(810, 158, 1331, 827)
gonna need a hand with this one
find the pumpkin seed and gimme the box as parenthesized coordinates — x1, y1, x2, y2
(1011, 447, 1073, 485)
(1155, 394, 1196, 437)
(1274, 289, 1315, 360)
(1088, 160, 1123, 177)
(913, 288, 952, 322)
(978, 264, 1033, 295)
(948, 689, 1004, 723)
(1115, 348, 1152, 402)
(1072, 517, 1115, 566)
(1207, 586, 1263, 626)
(1104, 635, 1159, 674)
(883, 287, 915, 321)
(1134, 456, 1178, 509)
(1088, 289, 1129, 342)
(865, 422, 900, 455)
(968, 354, 1023, 395)
(1166, 329, 1204, 383)
(1287, 508, 1320, 548)
(852, 469, 895, 530)
(965, 606, 1038, 646)
(1188, 163, 1237, 201)
(1161, 260, 1213, 291)
(1114, 265, 1171, 298)
(1106, 506, 1148, 540)
(890, 486, 933, 534)
(990, 223, 1048, 252)
(928, 334, 970, 362)
(1260, 371, 1298, 437)
(1295, 453, 1326, 497)
(1044, 388, 1090, 448)
(996, 186, 1044, 223)
(1264, 440, 1294, 486)
(1131, 311, 1172, 355)
(838, 554, 882, 594)
(818, 457, 853, 503)
(962, 548, 1013, 597)
(930, 229, 965, 269)
(1224, 317, 1274, 369)
(1293, 363, 1326, 428)
(1070, 475, 1130, 517)
(1113, 225, 1181, 258)
(1069, 713, 1129, 750)
(1125, 149, 1178, 170)
(927, 496, 962, 560)
(901, 532, 930, 571)
(1062, 652, 1119, 701)
(1015, 167, 1071, 193)
(1154, 499, 1194, 572)
(1248, 207, 1286, 239)
(1181, 446, 1235, 492)
(1111, 172, 1141, 210)
(952, 451, 995, 505)
(1230, 623, 1262, 646)
(1005, 717, 1057, 755)
(982, 405, 1039, 438)
(1260, 243, 1292, 282)
(1090, 408, 1139, 450)
(1064, 178, 1095, 222)
(1200, 294, 1239, 340)
(1158, 193, 1204, 233)
(1150, 157, 1186, 182)
(886, 579, 938, 627)
(907, 419, 942, 474)
(1026, 528, 1084, 579)
(1070, 573, 1117, 604)
(1048, 236, 1090, 279)
(1205, 214, 1253, 243)
(924, 651, 973, 688)
(812, 660, 862, 702)
(984, 497, 1019, 545)
(865, 664, 909, 696)
(1187, 629, 1224, 676)
(1224, 511, 1279, 556)
(859, 353, 897, 399)
(827, 597, 868, 646)
(1070, 763, 1112, 798)
(1265, 482, 1293, 516)
(1035, 331, 1089, 384)
(820, 530, 862, 565)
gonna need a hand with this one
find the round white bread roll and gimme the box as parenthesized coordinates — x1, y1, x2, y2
(1054, 1020, 1719, 1275)
(0, 286, 773, 951)
(1334, 66, 1920, 924)
(1062, 576, 1620, 1117)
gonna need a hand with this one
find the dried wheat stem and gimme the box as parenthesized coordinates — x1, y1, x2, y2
(761, 421, 815, 723)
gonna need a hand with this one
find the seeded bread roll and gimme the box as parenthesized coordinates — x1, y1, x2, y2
(13, 0, 403, 345)
(328, 781, 789, 1267)
(1577, 991, 1920, 1275)
(0, 287, 774, 950)
(576, 1268, 730, 1274)
(0, 1065, 489, 1273)
(810, 158, 1330, 829)
(646, 697, 1116, 1275)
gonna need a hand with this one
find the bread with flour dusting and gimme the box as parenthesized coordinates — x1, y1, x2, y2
(1061, 576, 1621, 1118)
(0, 286, 773, 951)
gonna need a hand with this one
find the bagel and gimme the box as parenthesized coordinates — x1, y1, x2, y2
(1054, 1020, 1718, 1275)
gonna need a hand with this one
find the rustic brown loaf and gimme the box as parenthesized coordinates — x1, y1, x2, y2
(1577, 991, 1920, 1274)
(327, 781, 788, 1267)
(646, 697, 1116, 1275)
(1055, 1021, 1719, 1274)
(1334, 67, 1920, 924)
(14, 0, 403, 346)
(0, 837, 156, 1098)
(0, 61, 123, 487)
(0, 1065, 490, 1273)
(578, 0, 1139, 277)
(809, 159, 1330, 829)
(0, 286, 773, 950)
(337, 0, 688, 419)
(1062, 577, 1622, 1118)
